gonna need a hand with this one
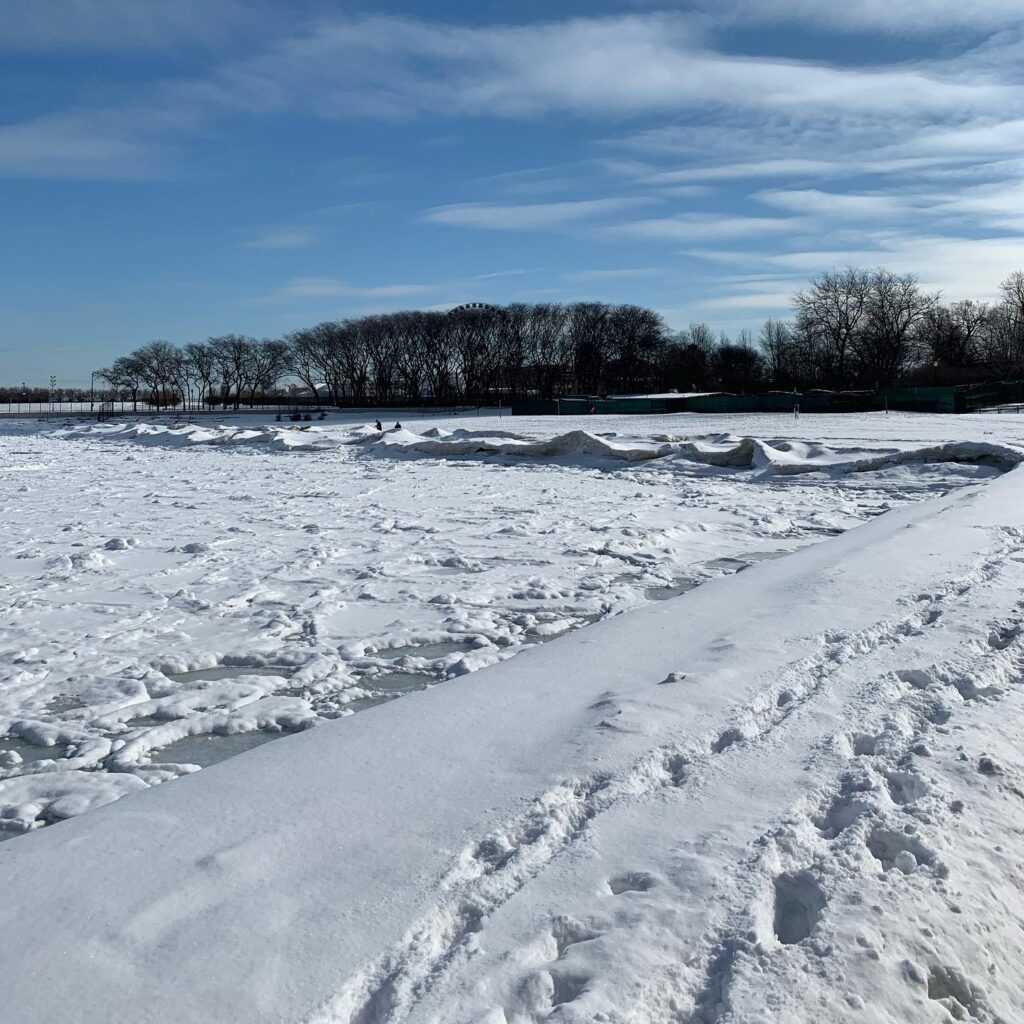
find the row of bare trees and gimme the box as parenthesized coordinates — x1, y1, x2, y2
(97, 336, 291, 410)
(286, 303, 667, 405)
(91, 269, 1024, 407)
(759, 269, 1024, 390)
(95, 303, 669, 408)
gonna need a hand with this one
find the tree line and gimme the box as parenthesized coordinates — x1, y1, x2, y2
(84, 267, 1024, 409)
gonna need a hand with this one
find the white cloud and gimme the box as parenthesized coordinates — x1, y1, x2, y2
(755, 189, 910, 218)
(563, 267, 664, 281)
(421, 197, 651, 231)
(610, 213, 799, 241)
(637, 156, 964, 186)
(710, 0, 1024, 35)
(691, 233, 1024, 306)
(270, 278, 435, 301)
(6, 11, 1022, 182)
(691, 290, 796, 313)
(196, 14, 1011, 122)
(472, 268, 544, 280)
(242, 229, 315, 250)
(0, 0, 261, 51)
(0, 109, 178, 179)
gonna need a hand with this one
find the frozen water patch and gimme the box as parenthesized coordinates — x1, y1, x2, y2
(373, 672, 433, 694)
(165, 665, 295, 684)
(645, 580, 700, 601)
(376, 641, 475, 661)
(0, 737, 67, 767)
(150, 729, 283, 768)
(705, 556, 753, 573)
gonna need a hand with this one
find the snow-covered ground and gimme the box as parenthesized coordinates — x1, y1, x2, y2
(3, 410, 1024, 1022)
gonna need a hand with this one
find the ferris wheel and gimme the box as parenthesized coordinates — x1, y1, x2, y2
(448, 302, 499, 315)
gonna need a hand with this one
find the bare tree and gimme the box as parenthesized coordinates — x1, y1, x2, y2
(134, 340, 180, 408)
(208, 335, 255, 409)
(1000, 270, 1024, 323)
(184, 342, 217, 409)
(759, 319, 795, 388)
(853, 270, 936, 387)
(244, 339, 290, 404)
(714, 333, 765, 393)
(793, 267, 872, 387)
(97, 354, 145, 411)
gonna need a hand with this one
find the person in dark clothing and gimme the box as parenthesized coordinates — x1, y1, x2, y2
(394, 421, 402, 430)
(374, 419, 382, 431)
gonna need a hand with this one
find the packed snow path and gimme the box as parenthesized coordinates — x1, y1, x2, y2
(3, 412, 1024, 1022)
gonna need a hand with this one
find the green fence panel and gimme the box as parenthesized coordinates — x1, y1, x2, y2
(513, 383, 1024, 417)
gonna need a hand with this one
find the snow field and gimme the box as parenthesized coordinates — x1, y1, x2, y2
(1, 413, 1003, 836)
(3, 411, 1024, 1022)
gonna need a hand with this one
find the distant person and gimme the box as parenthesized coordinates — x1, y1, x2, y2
(374, 419, 382, 431)
(394, 421, 402, 430)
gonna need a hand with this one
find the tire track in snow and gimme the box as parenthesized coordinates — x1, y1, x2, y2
(308, 532, 1022, 1024)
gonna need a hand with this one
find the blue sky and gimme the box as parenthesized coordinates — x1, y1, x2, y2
(3, 1, 1024, 385)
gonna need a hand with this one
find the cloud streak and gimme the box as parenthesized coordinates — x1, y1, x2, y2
(242, 229, 316, 250)
(0, 0, 265, 51)
(421, 197, 652, 231)
(270, 278, 436, 301)
(6, 11, 1020, 179)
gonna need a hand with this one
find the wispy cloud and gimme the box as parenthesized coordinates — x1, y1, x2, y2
(0, 108, 180, 180)
(691, 290, 796, 313)
(563, 267, 664, 281)
(421, 197, 652, 231)
(609, 213, 799, 241)
(6, 11, 1022, 183)
(710, 0, 1024, 35)
(268, 278, 436, 301)
(192, 14, 1012, 122)
(472, 268, 545, 280)
(755, 189, 910, 219)
(241, 229, 316, 250)
(0, 0, 264, 51)
(690, 232, 1024, 304)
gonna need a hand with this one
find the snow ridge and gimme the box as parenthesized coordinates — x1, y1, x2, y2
(58, 420, 1024, 477)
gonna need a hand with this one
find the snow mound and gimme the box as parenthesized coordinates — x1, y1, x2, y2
(58, 421, 342, 451)
(355, 427, 674, 462)
(358, 427, 1024, 476)
(56, 421, 1024, 477)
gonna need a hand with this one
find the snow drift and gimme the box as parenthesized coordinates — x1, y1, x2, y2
(60, 420, 1024, 476)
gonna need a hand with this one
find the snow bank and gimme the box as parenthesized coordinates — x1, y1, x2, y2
(57, 420, 343, 451)
(356, 426, 676, 462)
(359, 426, 1024, 476)
(57, 420, 1024, 478)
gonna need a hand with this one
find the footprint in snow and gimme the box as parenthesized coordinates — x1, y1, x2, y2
(711, 727, 745, 754)
(607, 871, 657, 895)
(773, 870, 826, 945)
